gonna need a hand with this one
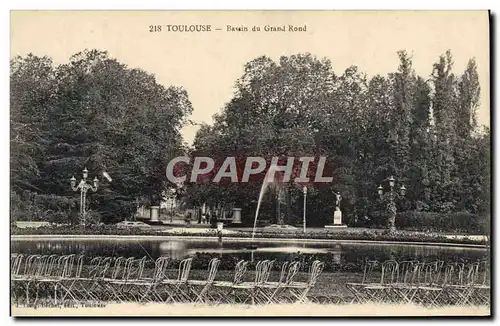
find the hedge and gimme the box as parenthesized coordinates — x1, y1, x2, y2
(396, 211, 488, 234)
(10, 224, 487, 245)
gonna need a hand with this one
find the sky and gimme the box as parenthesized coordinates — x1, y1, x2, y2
(10, 10, 490, 145)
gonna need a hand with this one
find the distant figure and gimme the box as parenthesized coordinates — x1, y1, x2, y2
(201, 203, 207, 224)
(185, 210, 192, 225)
(217, 222, 223, 241)
(210, 213, 217, 229)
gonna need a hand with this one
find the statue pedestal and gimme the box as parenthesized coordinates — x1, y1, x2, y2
(232, 208, 242, 224)
(150, 206, 160, 222)
(325, 208, 347, 228)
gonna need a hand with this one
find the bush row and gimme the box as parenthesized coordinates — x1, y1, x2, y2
(395, 211, 489, 234)
(11, 224, 487, 245)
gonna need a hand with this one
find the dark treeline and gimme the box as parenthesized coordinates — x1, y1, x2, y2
(11, 50, 193, 224)
(184, 50, 490, 233)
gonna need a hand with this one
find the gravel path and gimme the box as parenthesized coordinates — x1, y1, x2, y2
(12, 302, 490, 317)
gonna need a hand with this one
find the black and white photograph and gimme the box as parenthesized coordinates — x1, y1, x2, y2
(9, 10, 491, 317)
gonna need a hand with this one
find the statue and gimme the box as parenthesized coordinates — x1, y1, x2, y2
(325, 191, 347, 228)
(335, 192, 342, 210)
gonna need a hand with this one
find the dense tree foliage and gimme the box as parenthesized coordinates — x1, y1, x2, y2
(11, 50, 193, 224)
(10, 49, 490, 232)
(186, 51, 490, 231)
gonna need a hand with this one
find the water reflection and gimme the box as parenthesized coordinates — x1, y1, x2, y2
(12, 239, 487, 268)
(158, 241, 187, 260)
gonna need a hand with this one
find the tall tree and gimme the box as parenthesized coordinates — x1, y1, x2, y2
(428, 50, 460, 212)
(10, 54, 60, 220)
(11, 50, 193, 223)
(456, 59, 481, 139)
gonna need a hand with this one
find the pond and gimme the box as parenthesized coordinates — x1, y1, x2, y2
(11, 238, 488, 272)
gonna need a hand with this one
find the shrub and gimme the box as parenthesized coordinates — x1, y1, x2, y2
(396, 210, 486, 234)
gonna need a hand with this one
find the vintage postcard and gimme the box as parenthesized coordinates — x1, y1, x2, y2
(10, 10, 491, 317)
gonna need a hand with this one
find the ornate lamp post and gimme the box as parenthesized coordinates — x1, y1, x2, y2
(71, 167, 99, 227)
(377, 176, 406, 231)
(303, 186, 308, 233)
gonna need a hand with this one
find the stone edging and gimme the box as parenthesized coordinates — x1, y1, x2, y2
(10, 234, 487, 249)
